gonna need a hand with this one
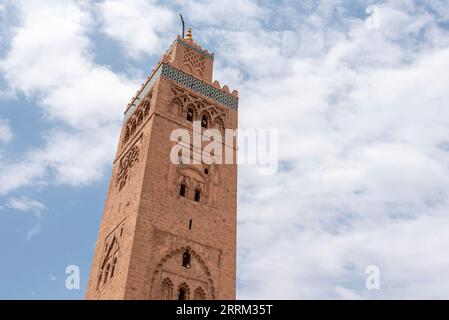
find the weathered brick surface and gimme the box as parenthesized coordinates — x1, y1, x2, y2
(85, 35, 238, 300)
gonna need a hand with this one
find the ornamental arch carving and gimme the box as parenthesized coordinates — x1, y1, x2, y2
(149, 246, 216, 300)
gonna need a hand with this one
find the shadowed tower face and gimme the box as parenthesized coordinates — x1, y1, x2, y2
(85, 29, 238, 300)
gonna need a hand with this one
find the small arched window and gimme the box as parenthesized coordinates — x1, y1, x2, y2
(179, 184, 187, 197)
(194, 287, 205, 300)
(182, 249, 191, 268)
(201, 115, 208, 128)
(178, 287, 187, 300)
(161, 278, 173, 300)
(194, 189, 201, 202)
(204, 168, 209, 175)
(187, 108, 194, 122)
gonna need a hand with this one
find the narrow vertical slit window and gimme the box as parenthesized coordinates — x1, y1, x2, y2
(180, 184, 187, 197)
(111, 258, 117, 278)
(104, 263, 110, 284)
(187, 108, 194, 122)
(182, 249, 191, 268)
(201, 115, 208, 128)
(194, 189, 201, 202)
(178, 287, 187, 300)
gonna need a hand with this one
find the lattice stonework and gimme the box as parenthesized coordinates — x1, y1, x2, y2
(161, 64, 238, 110)
(116, 145, 140, 190)
(183, 48, 206, 75)
(176, 39, 214, 60)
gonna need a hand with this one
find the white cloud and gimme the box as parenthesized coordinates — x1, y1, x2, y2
(0, 118, 12, 143)
(5, 196, 46, 240)
(26, 222, 42, 240)
(7, 196, 46, 217)
(233, 1, 449, 299)
(96, 0, 177, 59)
(179, 0, 264, 30)
(0, 0, 138, 194)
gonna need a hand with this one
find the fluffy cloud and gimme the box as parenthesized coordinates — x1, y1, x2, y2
(7, 196, 46, 216)
(233, 1, 449, 299)
(0, 118, 12, 143)
(6, 196, 46, 239)
(0, 125, 120, 196)
(0, 0, 138, 193)
(96, 0, 177, 59)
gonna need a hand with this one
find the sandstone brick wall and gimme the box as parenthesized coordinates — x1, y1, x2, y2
(86, 36, 238, 300)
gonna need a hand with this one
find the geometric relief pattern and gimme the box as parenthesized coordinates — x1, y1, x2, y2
(97, 221, 124, 291)
(194, 287, 206, 300)
(116, 144, 140, 191)
(176, 38, 214, 60)
(170, 85, 227, 133)
(161, 64, 238, 110)
(122, 92, 152, 145)
(177, 167, 208, 203)
(183, 48, 206, 79)
(150, 246, 216, 300)
(161, 278, 174, 300)
(123, 62, 237, 122)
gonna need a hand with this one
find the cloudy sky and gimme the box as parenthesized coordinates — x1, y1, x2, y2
(1, 0, 449, 299)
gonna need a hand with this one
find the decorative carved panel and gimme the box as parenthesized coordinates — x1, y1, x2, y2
(116, 143, 140, 191)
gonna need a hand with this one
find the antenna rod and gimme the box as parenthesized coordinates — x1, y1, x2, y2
(179, 13, 185, 38)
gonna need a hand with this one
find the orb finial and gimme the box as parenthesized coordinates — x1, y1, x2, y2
(185, 27, 192, 40)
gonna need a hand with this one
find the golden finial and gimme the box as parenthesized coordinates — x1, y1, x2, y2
(185, 27, 192, 40)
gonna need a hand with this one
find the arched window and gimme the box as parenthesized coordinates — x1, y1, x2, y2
(201, 115, 208, 128)
(161, 278, 173, 300)
(182, 249, 191, 268)
(194, 189, 201, 202)
(204, 167, 209, 175)
(178, 287, 187, 300)
(194, 287, 205, 300)
(187, 108, 194, 122)
(179, 183, 187, 197)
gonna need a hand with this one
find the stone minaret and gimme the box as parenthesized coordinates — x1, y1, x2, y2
(85, 29, 238, 300)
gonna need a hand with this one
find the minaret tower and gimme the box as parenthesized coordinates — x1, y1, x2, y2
(86, 29, 238, 300)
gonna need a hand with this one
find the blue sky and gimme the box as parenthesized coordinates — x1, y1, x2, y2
(1, 0, 449, 299)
